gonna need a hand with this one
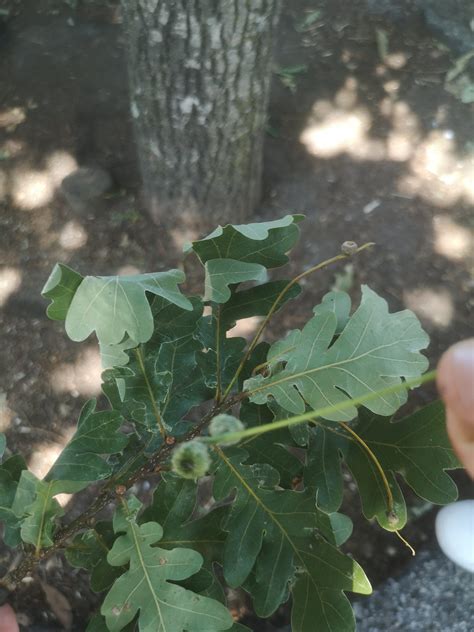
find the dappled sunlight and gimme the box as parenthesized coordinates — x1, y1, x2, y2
(28, 433, 74, 507)
(52, 492, 73, 508)
(383, 100, 421, 162)
(333, 77, 359, 109)
(0, 106, 26, 130)
(300, 83, 378, 159)
(301, 85, 473, 210)
(300, 79, 389, 161)
(7, 150, 78, 211)
(413, 131, 458, 179)
(59, 220, 88, 251)
(433, 215, 473, 263)
(11, 168, 55, 210)
(171, 225, 200, 252)
(117, 264, 141, 276)
(399, 130, 474, 207)
(228, 316, 261, 339)
(0, 393, 13, 433)
(386, 132, 414, 162)
(301, 106, 374, 159)
(384, 52, 409, 71)
(404, 287, 454, 328)
(50, 347, 103, 398)
(0, 138, 25, 160)
(45, 150, 78, 186)
(0, 267, 22, 306)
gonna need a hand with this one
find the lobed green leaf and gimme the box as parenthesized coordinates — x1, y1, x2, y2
(46, 399, 127, 484)
(0, 452, 28, 547)
(212, 448, 370, 628)
(41, 263, 83, 321)
(184, 214, 303, 268)
(42, 267, 193, 372)
(204, 259, 267, 304)
(143, 476, 225, 546)
(18, 474, 84, 550)
(66, 521, 123, 592)
(220, 280, 301, 330)
(245, 286, 429, 420)
(101, 497, 233, 632)
(305, 401, 459, 529)
(64, 270, 192, 346)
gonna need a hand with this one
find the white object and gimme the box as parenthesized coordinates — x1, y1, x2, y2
(363, 199, 381, 215)
(435, 500, 474, 573)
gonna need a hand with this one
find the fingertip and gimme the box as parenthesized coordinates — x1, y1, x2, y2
(437, 339, 474, 432)
(446, 411, 474, 479)
(0, 604, 19, 632)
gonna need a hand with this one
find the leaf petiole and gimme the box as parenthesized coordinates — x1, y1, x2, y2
(134, 347, 167, 438)
(340, 420, 394, 515)
(204, 370, 438, 445)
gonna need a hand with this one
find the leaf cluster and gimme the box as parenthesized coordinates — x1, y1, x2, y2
(0, 215, 460, 631)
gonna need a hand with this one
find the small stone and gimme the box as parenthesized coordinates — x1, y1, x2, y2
(363, 199, 381, 214)
(61, 166, 112, 199)
(61, 166, 112, 213)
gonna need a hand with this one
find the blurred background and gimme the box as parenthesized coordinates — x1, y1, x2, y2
(0, 0, 473, 629)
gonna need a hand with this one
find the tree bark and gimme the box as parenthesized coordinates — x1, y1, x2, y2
(121, 0, 281, 227)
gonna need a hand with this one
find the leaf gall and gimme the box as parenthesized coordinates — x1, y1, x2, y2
(171, 441, 211, 480)
(209, 414, 245, 446)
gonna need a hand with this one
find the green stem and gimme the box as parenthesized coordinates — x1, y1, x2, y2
(340, 421, 394, 514)
(214, 304, 222, 403)
(221, 242, 375, 400)
(205, 370, 437, 445)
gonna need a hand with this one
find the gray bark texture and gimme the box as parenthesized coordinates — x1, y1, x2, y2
(121, 0, 281, 227)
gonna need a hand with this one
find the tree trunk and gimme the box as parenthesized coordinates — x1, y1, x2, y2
(121, 0, 281, 227)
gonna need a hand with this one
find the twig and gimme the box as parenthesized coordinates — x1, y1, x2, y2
(0, 395, 240, 591)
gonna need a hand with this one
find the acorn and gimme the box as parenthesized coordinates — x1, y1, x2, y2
(341, 241, 358, 256)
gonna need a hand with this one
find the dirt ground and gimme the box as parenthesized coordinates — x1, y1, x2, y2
(0, 0, 473, 630)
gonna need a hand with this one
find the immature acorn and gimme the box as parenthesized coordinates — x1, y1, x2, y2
(341, 240, 358, 256)
(171, 440, 211, 480)
(209, 414, 245, 446)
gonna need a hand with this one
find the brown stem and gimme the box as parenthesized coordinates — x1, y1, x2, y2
(0, 395, 240, 591)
